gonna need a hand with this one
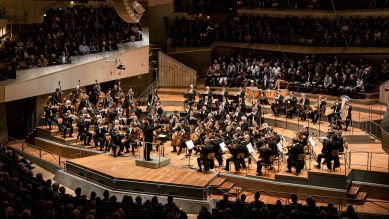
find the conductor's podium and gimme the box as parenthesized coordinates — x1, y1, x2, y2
(135, 155, 171, 169)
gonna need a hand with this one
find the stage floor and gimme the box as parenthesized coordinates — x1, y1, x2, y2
(67, 153, 217, 188)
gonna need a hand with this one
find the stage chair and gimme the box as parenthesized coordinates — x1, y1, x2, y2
(262, 155, 277, 175)
(297, 153, 307, 171)
(206, 152, 216, 173)
(229, 153, 247, 173)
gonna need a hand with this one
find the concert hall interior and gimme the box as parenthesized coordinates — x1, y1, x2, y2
(1, 0, 389, 219)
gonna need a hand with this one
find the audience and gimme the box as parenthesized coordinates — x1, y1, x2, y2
(213, 192, 353, 219)
(205, 53, 380, 98)
(170, 15, 389, 48)
(0, 142, 187, 219)
(238, 0, 389, 10)
(0, 4, 142, 79)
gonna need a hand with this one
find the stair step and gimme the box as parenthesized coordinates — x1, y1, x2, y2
(219, 181, 234, 191)
(209, 177, 226, 187)
(229, 186, 243, 195)
(348, 186, 360, 197)
(355, 191, 368, 201)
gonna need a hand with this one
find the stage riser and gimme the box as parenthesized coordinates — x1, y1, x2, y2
(159, 87, 379, 106)
(222, 174, 347, 201)
(65, 161, 209, 200)
(352, 182, 389, 200)
(54, 170, 212, 214)
(307, 172, 348, 189)
(350, 170, 389, 186)
(35, 137, 100, 158)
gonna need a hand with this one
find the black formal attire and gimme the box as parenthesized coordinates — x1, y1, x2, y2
(256, 139, 277, 175)
(122, 93, 133, 109)
(271, 95, 284, 116)
(225, 143, 249, 172)
(142, 124, 162, 161)
(311, 100, 327, 124)
(109, 129, 123, 157)
(287, 143, 304, 174)
(298, 98, 310, 120)
(197, 143, 215, 172)
(185, 90, 196, 106)
(285, 96, 298, 118)
(61, 113, 74, 138)
(77, 120, 92, 146)
(44, 105, 58, 129)
(94, 126, 107, 151)
(327, 103, 341, 125)
(89, 84, 100, 105)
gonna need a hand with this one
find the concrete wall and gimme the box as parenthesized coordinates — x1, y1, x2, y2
(2, 45, 149, 103)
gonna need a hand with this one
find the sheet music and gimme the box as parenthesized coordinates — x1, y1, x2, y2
(308, 136, 316, 147)
(158, 134, 167, 138)
(318, 137, 328, 142)
(277, 142, 283, 153)
(246, 143, 254, 154)
(185, 140, 195, 150)
(219, 142, 228, 152)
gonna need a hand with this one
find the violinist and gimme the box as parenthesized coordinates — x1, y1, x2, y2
(298, 93, 310, 121)
(94, 121, 107, 151)
(61, 110, 75, 138)
(146, 108, 158, 122)
(314, 130, 341, 170)
(78, 96, 92, 114)
(185, 84, 196, 106)
(256, 133, 278, 176)
(124, 122, 139, 155)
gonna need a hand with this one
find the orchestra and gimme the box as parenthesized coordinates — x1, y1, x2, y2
(42, 82, 352, 176)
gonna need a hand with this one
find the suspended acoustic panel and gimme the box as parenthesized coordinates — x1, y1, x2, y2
(112, 0, 145, 23)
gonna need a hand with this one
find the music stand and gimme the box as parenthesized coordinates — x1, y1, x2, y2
(157, 134, 169, 157)
(183, 140, 196, 169)
(307, 136, 316, 170)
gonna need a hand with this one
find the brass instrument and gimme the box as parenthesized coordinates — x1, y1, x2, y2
(340, 95, 350, 121)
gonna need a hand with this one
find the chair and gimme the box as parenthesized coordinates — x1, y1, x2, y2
(229, 153, 247, 173)
(263, 155, 276, 175)
(297, 154, 307, 170)
(206, 152, 216, 173)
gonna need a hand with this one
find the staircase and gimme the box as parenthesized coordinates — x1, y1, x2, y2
(209, 177, 245, 198)
(25, 127, 37, 145)
(347, 185, 368, 204)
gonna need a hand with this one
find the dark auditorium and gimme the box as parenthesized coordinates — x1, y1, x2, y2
(1, 0, 389, 219)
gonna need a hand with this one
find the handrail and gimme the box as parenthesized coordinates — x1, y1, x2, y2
(136, 81, 157, 105)
(347, 150, 388, 172)
(8, 136, 63, 166)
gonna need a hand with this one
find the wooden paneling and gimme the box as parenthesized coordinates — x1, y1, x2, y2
(158, 51, 197, 87)
(379, 80, 389, 104)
